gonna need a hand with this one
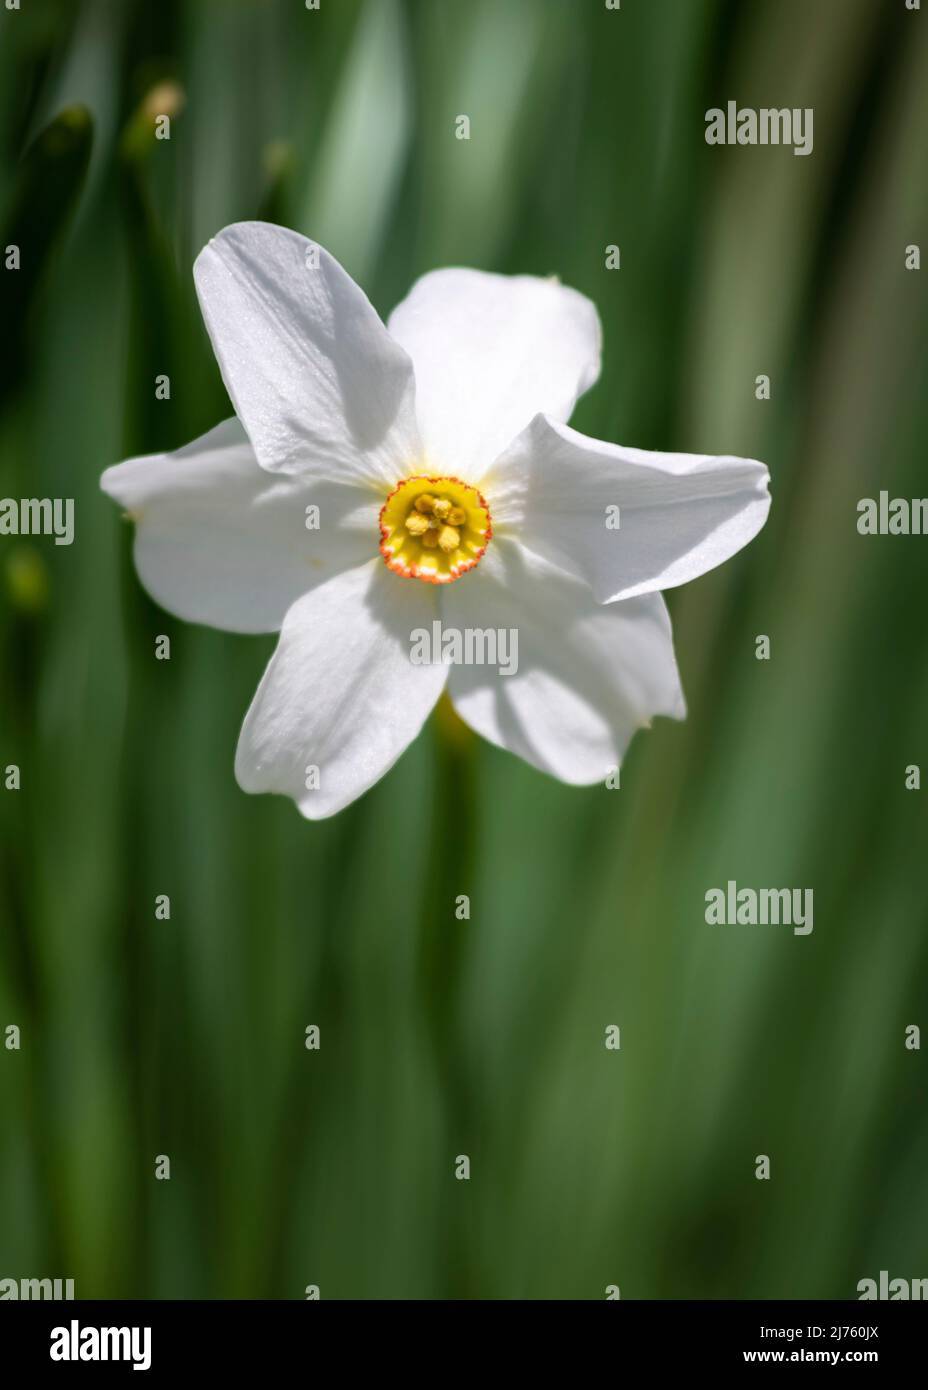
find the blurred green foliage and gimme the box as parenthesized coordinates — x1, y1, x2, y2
(1, 0, 926, 1299)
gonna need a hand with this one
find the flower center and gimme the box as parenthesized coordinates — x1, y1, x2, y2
(379, 475, 492, 584)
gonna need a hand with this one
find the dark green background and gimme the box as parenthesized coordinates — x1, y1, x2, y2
(1, 0, 926, 1299)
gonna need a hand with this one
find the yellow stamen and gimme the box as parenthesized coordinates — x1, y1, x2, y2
(437, 525, 460, 553)
(404, 512, 430, 535)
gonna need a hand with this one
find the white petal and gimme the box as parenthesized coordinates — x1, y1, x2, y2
(443, 541, 685, 784)
(101, 418, 378, 634)
(386, 268, 601, 481)
(490, 414, 771, 603)
(236, 560, 446, 819)
(194, 222, 421, 487)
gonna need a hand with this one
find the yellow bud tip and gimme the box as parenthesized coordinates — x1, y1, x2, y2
(143, 81, 186, 121)
(437, 525, 460, 553)
(415, 494, 436, 514)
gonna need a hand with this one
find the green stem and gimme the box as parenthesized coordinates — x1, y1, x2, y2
(417, 695, 479, 1299)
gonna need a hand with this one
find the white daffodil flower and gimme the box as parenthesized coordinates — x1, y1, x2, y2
(101, 222, 770, 819)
